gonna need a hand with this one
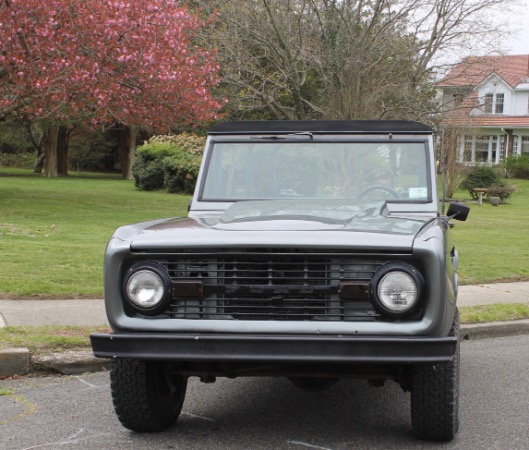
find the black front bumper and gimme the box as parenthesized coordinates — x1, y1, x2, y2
(90, 332, 457, 364)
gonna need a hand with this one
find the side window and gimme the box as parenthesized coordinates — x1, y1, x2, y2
(495, 93, 504, 114)
(483, 94, 493, 113)
(483, 93, 504, 114)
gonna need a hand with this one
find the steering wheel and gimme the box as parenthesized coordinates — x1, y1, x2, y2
(358, 185, 400, 199)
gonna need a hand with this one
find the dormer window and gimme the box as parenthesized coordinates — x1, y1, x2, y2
(483, 94, 493, 113)
(495, 93, 504, 113)
(483, 93, 504, 114)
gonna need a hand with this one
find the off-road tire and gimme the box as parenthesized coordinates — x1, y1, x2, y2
(411, 310, 460, 441)
(110, 359, 187, 432)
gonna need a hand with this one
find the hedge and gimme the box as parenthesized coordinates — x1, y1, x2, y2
(133, 133, 205, 194)
(504, 154, 529, 179)
(0, 151, 35, 169)
(460, 166, 506, 200)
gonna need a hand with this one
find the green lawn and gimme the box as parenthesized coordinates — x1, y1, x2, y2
(451, 178, 529, 285)
(0, 169, 189, 297)
(1, 168, 528, 298)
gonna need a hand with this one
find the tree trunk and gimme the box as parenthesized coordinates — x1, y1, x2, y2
(33, 150, 45, 174)
(43, 125, 59, 177)
(117, 127, 128, 177)
(57, 126, 72, 176)
(31, 126, 45, 174)
(120, 125, 138, 180)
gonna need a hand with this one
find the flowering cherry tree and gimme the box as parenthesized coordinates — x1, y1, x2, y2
(0, 0, 223, 177)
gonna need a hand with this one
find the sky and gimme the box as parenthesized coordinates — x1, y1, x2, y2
(506, 0, 529, 54)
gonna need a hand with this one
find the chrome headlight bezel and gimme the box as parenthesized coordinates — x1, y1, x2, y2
(122, 262, 172, 316)
(371, 262, 424, 318)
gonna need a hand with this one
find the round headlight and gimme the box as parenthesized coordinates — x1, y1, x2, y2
(372, 263, 423, 317)
(123, 263, 171, 315)
(127, 270, 165, 307)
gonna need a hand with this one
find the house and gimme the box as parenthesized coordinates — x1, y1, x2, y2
(438, 54, 529, 165)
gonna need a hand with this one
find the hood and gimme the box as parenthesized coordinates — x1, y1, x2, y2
(214, 200, 428, 233)
(123, 200, 435, 252)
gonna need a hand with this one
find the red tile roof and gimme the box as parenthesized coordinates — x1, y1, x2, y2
(438, 54, 529, 88)
(444, 115, 529, 128)
(472, 116, 529, 127)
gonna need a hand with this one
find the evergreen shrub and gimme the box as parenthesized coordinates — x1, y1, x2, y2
(486, 183, 516, 203)
(0, 151, 35, 168)
(461, 166, 505, 200)
(504, 154, 529, 179)
(133, 133, 205, 194)
(132, 155, 165, 191)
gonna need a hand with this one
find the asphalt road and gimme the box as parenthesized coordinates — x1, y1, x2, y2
(1, 335, 529, 450)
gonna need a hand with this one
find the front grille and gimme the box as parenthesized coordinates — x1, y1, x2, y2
(138, 250, 390, 322)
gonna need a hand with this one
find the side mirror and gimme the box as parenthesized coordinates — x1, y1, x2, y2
(447, 202, 470, 221)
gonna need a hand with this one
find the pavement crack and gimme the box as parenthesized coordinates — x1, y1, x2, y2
(182, 411, 216, 422)
(74, 376, 98, 388)
(20, 431, 114, 449)
(287, 441, 334, 450)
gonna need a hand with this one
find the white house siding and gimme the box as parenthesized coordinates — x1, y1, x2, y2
(513, 91, 529, 115)
(473, 75, 512, 116)
(439, 55, 529, 166)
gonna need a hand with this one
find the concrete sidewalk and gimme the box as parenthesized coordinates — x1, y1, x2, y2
(457, 281, 529, 307)
(1, 282, 529, 377)
(0, 298, 107, 327)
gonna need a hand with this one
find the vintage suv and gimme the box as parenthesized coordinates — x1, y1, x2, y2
(91, 120, 469, 441)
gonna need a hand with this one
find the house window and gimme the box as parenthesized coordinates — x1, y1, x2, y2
(495, 93, 504, 114)
(522, 136, 529, 155)
(463, 135, 499, 164)
(500, 135, 506, 161)
(483, 94, 494, 114)
(453, 92, 465, 106)
(463, 136, 473, 162)
(475, 136, 488, 162)
(482, 93, 504, 114)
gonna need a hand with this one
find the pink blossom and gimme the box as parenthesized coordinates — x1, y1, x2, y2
(0, 0, 223, 129)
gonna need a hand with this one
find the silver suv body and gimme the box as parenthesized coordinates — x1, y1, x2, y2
(91, 120, 468, 441)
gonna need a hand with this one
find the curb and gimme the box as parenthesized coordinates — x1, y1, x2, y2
(0, 349, 109, 378)
(31, 350, 111, 375)
(1, 321, 529, 379)
(461, 319, 529, 341)
(0, 348, 30, 378)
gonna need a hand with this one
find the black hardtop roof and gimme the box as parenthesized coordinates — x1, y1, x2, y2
(208, 120, 433, 135)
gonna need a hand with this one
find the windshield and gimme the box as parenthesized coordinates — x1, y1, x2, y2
(201, 140, 430, 202)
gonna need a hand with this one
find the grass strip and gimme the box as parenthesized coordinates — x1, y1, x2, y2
(1, 305, 529, 355)
(459, 303, 529, 324)
(0, 325, 111, 353)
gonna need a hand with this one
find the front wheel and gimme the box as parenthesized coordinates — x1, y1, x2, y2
(110, 359, 187, 432)
(410, 311, 460, 441)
